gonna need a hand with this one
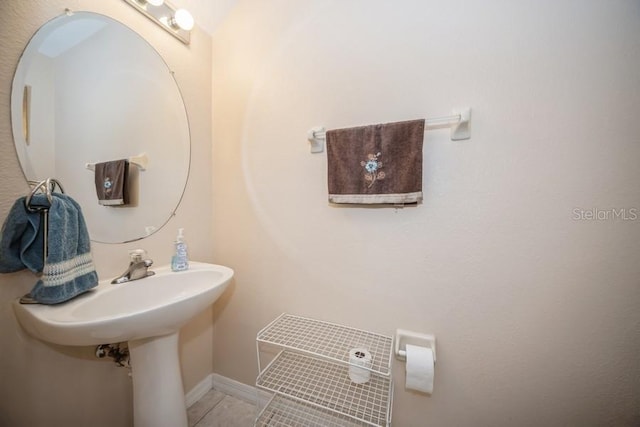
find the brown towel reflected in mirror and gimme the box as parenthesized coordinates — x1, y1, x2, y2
(94, 159, 129, 206)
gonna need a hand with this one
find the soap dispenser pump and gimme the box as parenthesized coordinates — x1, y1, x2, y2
(171, 228, 189, 272)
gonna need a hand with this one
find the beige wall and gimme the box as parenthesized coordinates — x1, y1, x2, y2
(0, 1, 213, 426)
(211, 1, 640, 426)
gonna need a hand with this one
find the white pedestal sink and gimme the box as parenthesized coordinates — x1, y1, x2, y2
(13, 262, 233, 427)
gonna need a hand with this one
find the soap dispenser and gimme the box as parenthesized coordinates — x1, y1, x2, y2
(171, 228, 189, 272)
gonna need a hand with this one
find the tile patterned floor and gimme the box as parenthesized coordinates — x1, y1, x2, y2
(188, 389, 257, 427)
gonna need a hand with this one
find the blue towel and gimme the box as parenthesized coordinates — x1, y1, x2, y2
(0, 195, 46, 273)
(0, 193, 98, 304)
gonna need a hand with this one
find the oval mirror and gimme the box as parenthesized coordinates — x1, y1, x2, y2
(11, 11, 190, 244)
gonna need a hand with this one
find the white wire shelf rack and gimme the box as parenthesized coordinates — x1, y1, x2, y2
(255, 394, 368, 427)
(256, 313, 393, 376)
(256, 351, 393, 427)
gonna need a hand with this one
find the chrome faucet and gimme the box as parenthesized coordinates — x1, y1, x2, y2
(111, 249, 155, 284)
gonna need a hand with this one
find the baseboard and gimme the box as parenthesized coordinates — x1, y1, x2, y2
(186, 372, 271, 407)
(184, 374, 214, 407)
(212, 373, 266, 404)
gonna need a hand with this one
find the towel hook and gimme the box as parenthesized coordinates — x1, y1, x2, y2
(19, 178, 66, 304)
(25, 178, 64, 211)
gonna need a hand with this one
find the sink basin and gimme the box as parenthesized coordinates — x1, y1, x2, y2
(13, 261, 233, 346)
(13, 261, 233, 427)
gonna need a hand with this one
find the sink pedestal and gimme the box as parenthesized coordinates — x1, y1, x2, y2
(129, 332, 188, 427)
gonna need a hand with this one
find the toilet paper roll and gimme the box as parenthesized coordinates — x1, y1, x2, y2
(348, 348, 372, 384)
(405, 344, 435, 394)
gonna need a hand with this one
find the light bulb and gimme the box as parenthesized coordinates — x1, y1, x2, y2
(173, 9, 194, 31)
(147, 0, 164, 5)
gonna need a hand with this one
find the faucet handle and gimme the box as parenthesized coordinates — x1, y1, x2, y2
(129, 249, 147, 263)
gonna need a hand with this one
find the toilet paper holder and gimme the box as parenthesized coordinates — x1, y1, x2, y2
(395, 329, 436, 363)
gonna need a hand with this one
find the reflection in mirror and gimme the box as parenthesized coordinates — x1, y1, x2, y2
(11, 11, 190, 243)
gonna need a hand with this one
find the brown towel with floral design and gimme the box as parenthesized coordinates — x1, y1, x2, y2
(94, 159, 129, 206)
(326, 119, 425, 204)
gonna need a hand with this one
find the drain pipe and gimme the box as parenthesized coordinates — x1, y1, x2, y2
(96, 343, 130, 369)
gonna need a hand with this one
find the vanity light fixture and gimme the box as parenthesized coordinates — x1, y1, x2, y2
(123, 0, 193, 45)
(170, 9, 194, 31)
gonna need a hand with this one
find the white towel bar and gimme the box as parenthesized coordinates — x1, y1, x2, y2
(85, 153, 148, 171)
(307, 107, 471, 153)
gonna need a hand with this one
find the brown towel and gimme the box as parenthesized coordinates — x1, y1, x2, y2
(326, 119, 425, 204)
(94, 160, 129, 206)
